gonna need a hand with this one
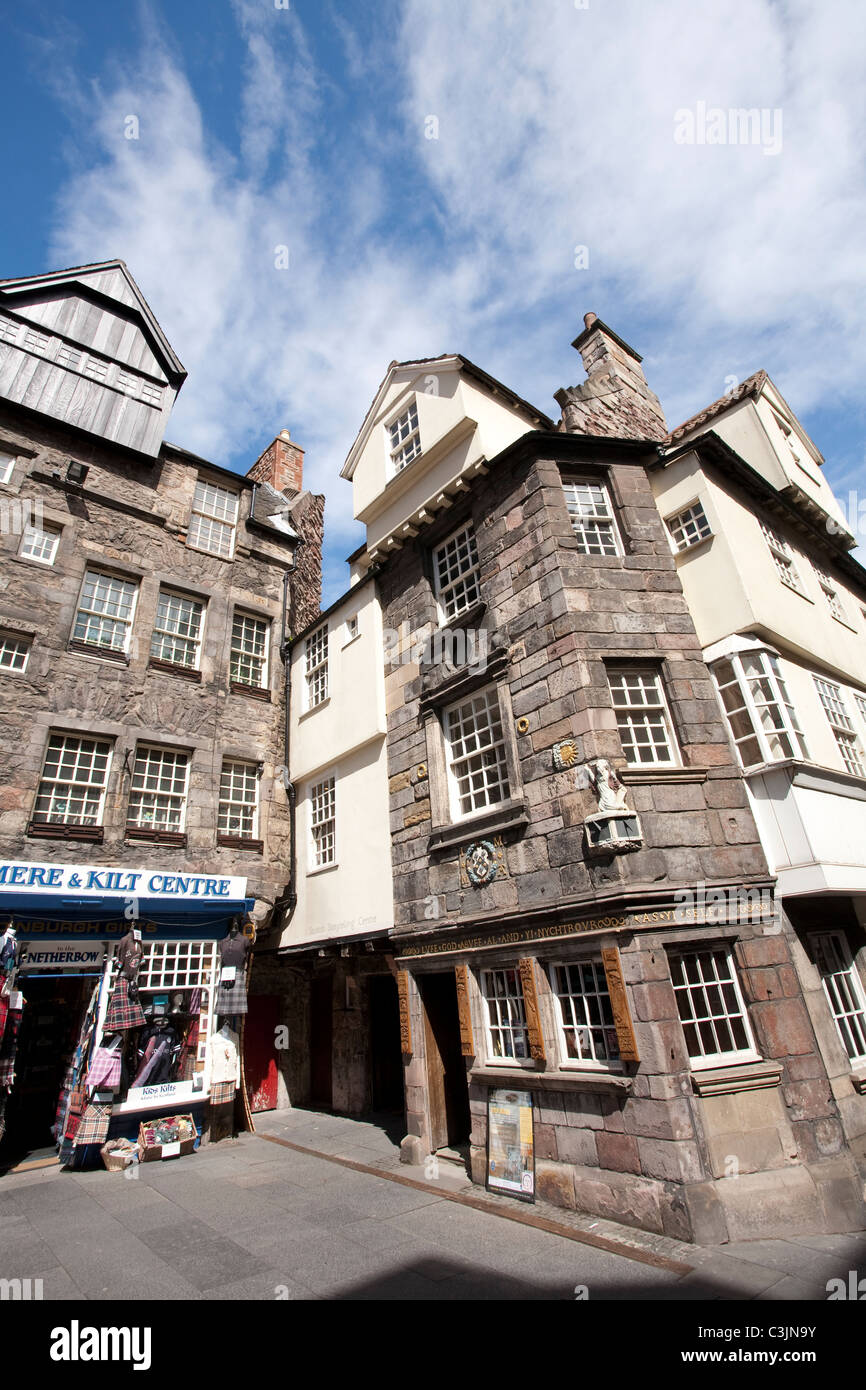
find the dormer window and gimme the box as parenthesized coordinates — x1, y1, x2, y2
(388, 403, 422, 474)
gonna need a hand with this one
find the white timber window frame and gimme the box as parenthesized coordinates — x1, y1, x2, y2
(669, 947, 760, 1070)
(230, 610, 270, 688)
(480, 967, 532, 1064)
(32, 733, 113, 827)
(309, 775, 336, 871)
(548, 959, 622, 1070)
(72, 569, 139, 654)
(150, 589, 205, 670)
(809, 931, 866, 1066)
(607, 667, 681, 767)
(0, 631, 31, 673)
(562, 478, 622, 556)
(443, 684, 511, 820)
(19, 519, 61, 566)
(711, 649, 808, 768)
(0, 453, 15, 486)
(127, 744, 190, 833)
(759, 519, 805, 594)
(218, 759, 260, 840)
(387, 401, 422, 475)
(187, 478, 239, 559)
(814, 677, 866, 777)
(433, 522, 482, 623)
(665, 499, 713, 552)
(811, 561, 846, 623)
(304, 623, 329, 710)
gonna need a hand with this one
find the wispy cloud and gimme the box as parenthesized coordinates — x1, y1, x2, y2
(42, 0, 865, 600)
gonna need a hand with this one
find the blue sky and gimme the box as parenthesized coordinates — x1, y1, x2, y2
(1, 0, 864, 605)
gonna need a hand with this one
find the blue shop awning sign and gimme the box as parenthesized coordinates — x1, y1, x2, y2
(0, 859, 254, 938)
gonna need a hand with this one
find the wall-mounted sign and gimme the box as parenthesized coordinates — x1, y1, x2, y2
(0, 860, 246, 901)
(487, 1088, 535, 1202)
(20, 942, 106, 972)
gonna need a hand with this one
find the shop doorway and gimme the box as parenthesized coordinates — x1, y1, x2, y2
(0, 974, 92, 1168)
(418, 971, 470, 1153)
(244, 995, 281, 1113)
(368, 974, 404, 1114)
(309, 974, 333, 1108)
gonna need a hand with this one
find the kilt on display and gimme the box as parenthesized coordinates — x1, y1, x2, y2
(73, 1101, 112, 1147)
(209, 1080, 236, 1106)
(103, 975, 147, 1032)
(215, 976, 248, 1016)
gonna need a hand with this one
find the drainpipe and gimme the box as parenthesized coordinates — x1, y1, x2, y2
(273, 545, 303, 919)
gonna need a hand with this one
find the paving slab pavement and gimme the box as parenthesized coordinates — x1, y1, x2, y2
(0, 1105, 861, 1301)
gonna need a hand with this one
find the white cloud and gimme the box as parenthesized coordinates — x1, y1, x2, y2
(45, 0, 865, 600)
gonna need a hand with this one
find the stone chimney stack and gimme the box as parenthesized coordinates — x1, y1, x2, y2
(246, 428, 305, 496)
(554, 313, 668, 442)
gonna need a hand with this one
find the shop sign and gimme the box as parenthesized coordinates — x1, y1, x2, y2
(20, 942, 106, 971)
(0, 860, 246, 900)
(487, 1088, 535, 1201)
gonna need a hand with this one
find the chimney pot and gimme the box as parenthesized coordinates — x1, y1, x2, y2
(584, 311, 598, 330)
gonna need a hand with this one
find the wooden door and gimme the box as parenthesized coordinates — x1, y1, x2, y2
(244, 995, 281, 1113)
(309, 974, 333, 1107)
(419, 972, 470, 1150)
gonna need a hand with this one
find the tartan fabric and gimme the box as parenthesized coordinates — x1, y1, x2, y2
(104, 975, 147, 1032)
(0, 995, 7, 1047)
(74, 1101, 112, 1146)
(216, 977, 248, 1015)
(209, 1080, 236, 1106)
(0, 1005, 22, 1088)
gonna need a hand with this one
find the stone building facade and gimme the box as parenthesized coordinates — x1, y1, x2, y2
(341, 321, 866, 1242)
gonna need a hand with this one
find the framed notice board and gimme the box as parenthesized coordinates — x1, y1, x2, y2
(486, 1088, 535, 1202)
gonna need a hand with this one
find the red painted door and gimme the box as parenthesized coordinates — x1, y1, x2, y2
(244, 995, 281, 1113)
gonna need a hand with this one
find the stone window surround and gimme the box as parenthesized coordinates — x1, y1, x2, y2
(604, 658, 683, 769)
(556, 460, 634, 556)
(422, 675, 525, 844)
(70, 566, 141, 661)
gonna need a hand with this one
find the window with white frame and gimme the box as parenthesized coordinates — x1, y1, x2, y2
(434, 523, 481, 622)
(0, 631, 30, 673)
(607, 668, 679, 766)
(855, 693, 866, 730)
(150, 589, 205, 669)
(127, 745, 190, 832)
(388, 403, 421, 473)
(665, 500, 712, 552)
(72, 570, 138, 653)
(32, 733, 112, 826)
(481, 968, 530, 1060)
(187, 479, 239, 558)
(563, 479, 621, 556)
(809, 931, 866, 1064)
(711, 650, 808, 768)
(812, 561, 846, 622)
(759, 519, 804, 593)
(304, 624, 329, 708)
(669, 948, 758, 1068)
(230, 611, 269, 688)
(310, 776, 336, 869)
(19, 520, 60, 566)
(549, 960, 620, 1067)
(125, 940, 219, 1074)
(218, 759, 259, 839)
(0, 453, 15, 485)
(814, 677, 865, 777)
(444, 685, 510, 817)
(345, 614, 359, 642)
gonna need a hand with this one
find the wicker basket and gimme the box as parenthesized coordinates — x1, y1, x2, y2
(100, 1139, 140, 1172)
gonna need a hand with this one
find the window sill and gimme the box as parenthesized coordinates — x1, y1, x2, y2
(849, 1068, 866, 1095)
(148, 658, 202, 682)
(428, 800, 529, 853)
(438, 599, 487, 634)
(229, 681, 270, 701)
(469, 1066, 633, 1095)
(307, 861, 339, 877)
(299, 697, 330, 721)
(27, 821, 104, 842)
(125, 828, 187, 847)
(672, 534, 713, 559)
(67, 640, 129, 664)
(184, 541, 234, 563)
(690, 1057, 780, 1096)
(341, 632, 361, 650)
(217, 835, 263, 853)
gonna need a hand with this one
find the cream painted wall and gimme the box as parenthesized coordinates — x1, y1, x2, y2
(291, 581, 387, 782)
(347, 363, 542, 550)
